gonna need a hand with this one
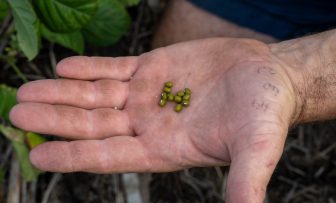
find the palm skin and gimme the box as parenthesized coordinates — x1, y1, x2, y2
(10, 38, 298, 202)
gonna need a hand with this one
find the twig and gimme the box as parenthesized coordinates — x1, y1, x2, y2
(129, 0, 146, 55)
(221, 169, 228, 199)
(6, 156, 20, 203)
(119, 174, 128, 203)
(180, 175, 205, 203)
(0, 14, 13, 54)
(48, 43, 58, 78)
(314, 165, 326, 178)
(278, 176, 296, 185)
(41, 173, 62, 203)
(21, 180, 27, 203)
(315, 143, 336, 159)
(121, 173, 143, 203)
(114, 174, 125, 203)
(291, 185, 320, 200)
(286, 164, 306, 176)
(24, 74, 46, 80)
(0, 144, 12, 169)
(214, 166, 224, 182)
(138, 173, 151, 203)
(4, 57, 28, 82)
(27, 62, 44, 77)
(28, 181, 37, 203)
(0, 13, 12, 37)
(298, 125, 304, 146)
(284, 181, 297, 203)
(0, 37, 9, 56)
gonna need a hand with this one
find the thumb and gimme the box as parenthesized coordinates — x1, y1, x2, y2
(225, 135, 286, 203)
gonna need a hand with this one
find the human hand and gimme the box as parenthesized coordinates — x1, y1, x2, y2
(10, 38, 299, 202)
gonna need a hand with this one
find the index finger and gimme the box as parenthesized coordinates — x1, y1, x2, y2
(56, 56, 139, 81)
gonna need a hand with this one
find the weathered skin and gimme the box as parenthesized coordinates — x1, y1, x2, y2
(13, 32, 336, 202)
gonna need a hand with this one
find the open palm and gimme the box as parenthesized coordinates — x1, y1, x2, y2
(10, 38, 298, 202)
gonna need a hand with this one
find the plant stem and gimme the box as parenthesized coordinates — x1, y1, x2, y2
(0, 13, 12, 37)
(6, 59, 28, 83)
(48, 43, 57, 78)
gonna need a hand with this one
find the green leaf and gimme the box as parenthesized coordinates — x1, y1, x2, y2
(0, 124, 24, 142)
(7, 0, 40, 60)
(41, 24, 84, 54)
(0, 125, 41, 182)
(0, 84, 17, 122)
(0, 0, 9, 22)
(34, 0, 98, 33)
(83, 0, 130, 46)
(25, 132, 47, 149)
(11, 141, 40, 182)
(117, 0, 140, 7)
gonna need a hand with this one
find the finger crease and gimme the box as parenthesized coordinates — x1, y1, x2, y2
(121, 83, 129, 109)
(92, 82, 98, 108)
(87, 110, 96, 138)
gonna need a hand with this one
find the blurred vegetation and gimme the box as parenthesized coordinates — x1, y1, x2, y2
(0, 0, 139, 186)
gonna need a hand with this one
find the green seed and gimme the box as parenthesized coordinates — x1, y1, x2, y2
(165, 81, 173, 88)
(159, 99, 167, 107)
(183, 94, 190, 100)
(177, 90, 184, 97)
(174, 95, 182, 103)
(163, 87, 171, 93)
(161, 92, 168, 100)
(184, 88, 191, 95)
(182, 100, 189, 107)
(168, 93, 174, 101)
(175, 104, 183, 112)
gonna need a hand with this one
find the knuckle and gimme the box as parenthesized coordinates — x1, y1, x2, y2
(81, 82, 97, 108)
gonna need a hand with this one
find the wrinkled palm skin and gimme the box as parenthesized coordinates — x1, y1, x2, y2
(10, 38, 298, 203)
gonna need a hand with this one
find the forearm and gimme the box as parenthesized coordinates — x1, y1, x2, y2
(269, 29, 336, 123)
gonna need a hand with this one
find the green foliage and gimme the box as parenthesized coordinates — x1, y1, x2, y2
(117, 0, 140, 7)
(83, 0, 130, 46)
(0, 0, 9, 22)
(25, 132, 47, 149)
(34, 0, 98, 32)
(0, 125, 44, 182)
(7, 0, 40, 61)
(0, 85, 46, 182)
(3, 0, 139, 60)
(41, 24, 84, 54)
(0, 84, 17, 122)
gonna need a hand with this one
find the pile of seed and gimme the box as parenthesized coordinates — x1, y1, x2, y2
(159, 81, 191, 112)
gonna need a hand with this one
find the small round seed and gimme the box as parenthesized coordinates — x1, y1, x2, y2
(163, 87, 171, 93)
(182, 100, 189, 107)
(184, 88, 191, 95)
(183, 94, 190, 100)
(177, 90, 184, 97)
(174, 95, 182, 103)
(165, 81, 173, 88)
(159, 99, 167, 107)
(161, 92, 168, 100)
(175, 104, 183, 112)
(168, 93, 174, 101)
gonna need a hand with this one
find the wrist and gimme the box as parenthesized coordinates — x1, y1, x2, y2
(269, 29, 336, 123)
